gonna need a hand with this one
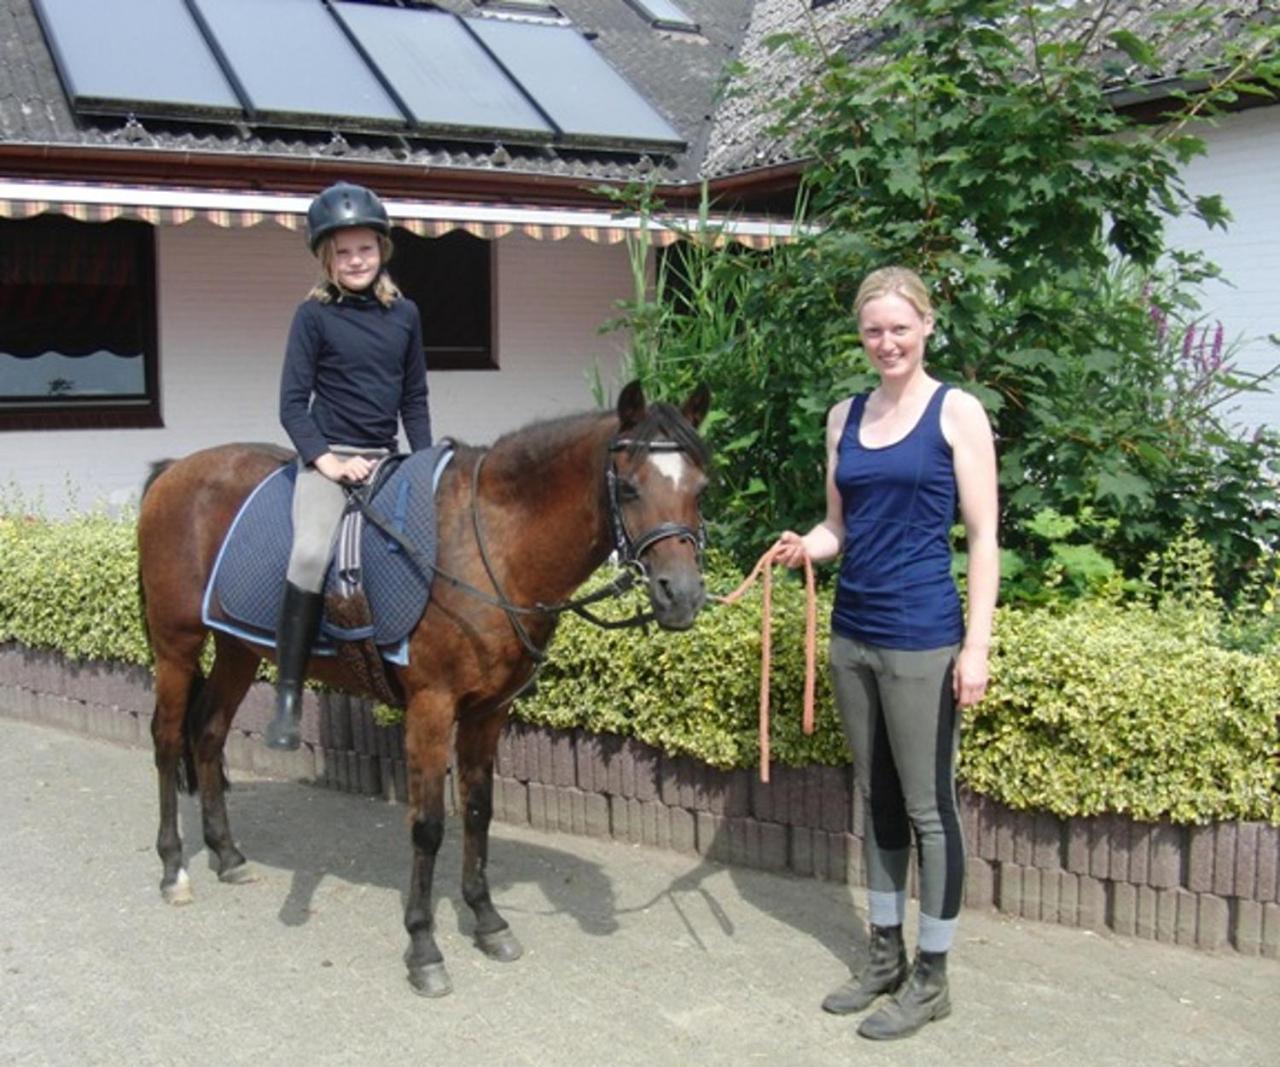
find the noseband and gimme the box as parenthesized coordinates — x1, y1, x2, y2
(606, 437, 706, 571)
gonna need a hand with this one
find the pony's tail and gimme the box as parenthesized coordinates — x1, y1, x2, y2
(141, 458, 175, 500)
(136, 459, 175, 653)
(175, 670, 222, 796)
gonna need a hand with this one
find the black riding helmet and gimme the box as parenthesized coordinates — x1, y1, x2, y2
(305, 181, 390, 253)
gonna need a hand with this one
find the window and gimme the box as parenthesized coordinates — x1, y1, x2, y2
(474, 0, 563, 18)
(390, 227, 495, 371)
(0, 216, 160, 430)
(624, 0, 700, 33)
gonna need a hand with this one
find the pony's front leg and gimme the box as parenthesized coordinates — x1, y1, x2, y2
(403, 692, 454, 997)
(456, 707, 522, 962)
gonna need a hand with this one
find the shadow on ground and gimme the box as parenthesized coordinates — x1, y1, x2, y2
(170, 775, 863, 971)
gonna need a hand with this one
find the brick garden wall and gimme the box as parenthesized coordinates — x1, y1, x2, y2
(1, 642, 1276, 959)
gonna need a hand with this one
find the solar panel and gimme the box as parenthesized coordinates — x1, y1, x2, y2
(189, 0, 404, 128)
(625, 0, 700, 32)
(467, 20, 685, 150)
(30, 0, 242, 120)
(331, 3, 553, 141)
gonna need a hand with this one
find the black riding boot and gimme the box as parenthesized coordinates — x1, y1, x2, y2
(265, 582, 324, 751)
(821, 924, 909, 1015)
(857, 949, 951, 1040)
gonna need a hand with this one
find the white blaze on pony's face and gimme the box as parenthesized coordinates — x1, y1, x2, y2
(648, 450, 696, 492)
(611, 379, 712, 631)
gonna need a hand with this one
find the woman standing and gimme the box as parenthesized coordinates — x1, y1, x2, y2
(265, 182, 432, 751)
(773, 266, 998, 1040)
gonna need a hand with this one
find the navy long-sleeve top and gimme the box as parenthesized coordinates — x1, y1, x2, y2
(279, 289, 431, 465)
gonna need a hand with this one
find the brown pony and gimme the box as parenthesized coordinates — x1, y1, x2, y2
(137, 381, 710, 997)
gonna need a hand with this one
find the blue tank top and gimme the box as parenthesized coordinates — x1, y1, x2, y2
(831, 384, 964, 650)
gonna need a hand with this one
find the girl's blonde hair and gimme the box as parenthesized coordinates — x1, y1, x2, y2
(854, 266, 934, 320)
(308, 231, 401, 307)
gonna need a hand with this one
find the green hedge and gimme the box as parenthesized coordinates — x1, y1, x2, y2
(0, 513, 150, 665)
(967, 603, 1280, 824)
(2, 514, 1277, 824)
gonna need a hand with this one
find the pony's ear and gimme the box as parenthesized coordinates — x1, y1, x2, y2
(617, 380, 647, 430)
(682, 383, 710, 430)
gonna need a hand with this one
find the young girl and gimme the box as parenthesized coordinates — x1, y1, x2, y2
(774, 266, 998, 1040)
(265, 181, 432, 751)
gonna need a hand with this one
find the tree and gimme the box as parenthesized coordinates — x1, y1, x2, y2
(614, 0, 1280, 595)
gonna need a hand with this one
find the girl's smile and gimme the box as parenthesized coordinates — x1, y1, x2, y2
(331, 227, 382, 292)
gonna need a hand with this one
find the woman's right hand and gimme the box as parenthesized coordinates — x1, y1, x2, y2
(771, 530, 809, 569)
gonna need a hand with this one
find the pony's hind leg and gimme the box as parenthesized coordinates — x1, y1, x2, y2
(402, 689, 455, 997)
(194, 635, 262, 883)
(456, 706, 523, 963)
(150, 641, 205, 906)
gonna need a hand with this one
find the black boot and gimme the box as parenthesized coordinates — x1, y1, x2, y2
(265, 582, 323, 751)
(821, 924, 908, 1015)
(857, 949, 951, 1040)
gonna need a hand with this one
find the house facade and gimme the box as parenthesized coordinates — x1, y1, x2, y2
(1163, 103, 1280, 435)
(1, 0, 1274, 514)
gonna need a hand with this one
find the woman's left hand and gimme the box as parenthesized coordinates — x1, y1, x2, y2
(953, 644, 989, 708)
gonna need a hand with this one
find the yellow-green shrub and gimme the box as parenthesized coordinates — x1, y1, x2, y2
(0, 513, 150, 664)
(968, 601, 1280, 824)
(1, 514, 1276, 824)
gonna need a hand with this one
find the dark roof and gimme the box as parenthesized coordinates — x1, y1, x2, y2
(0, 0, 755, 190)
(700, 0, 1276, 180)
(0, 0, 1271, 198)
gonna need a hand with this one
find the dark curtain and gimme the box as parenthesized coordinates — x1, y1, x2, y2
(0, 216, 148, 358)
(390, 227, 491, 353)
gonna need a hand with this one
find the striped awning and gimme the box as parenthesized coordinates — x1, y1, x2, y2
(0, 179, 798, 249)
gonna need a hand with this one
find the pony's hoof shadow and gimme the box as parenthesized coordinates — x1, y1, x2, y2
(476, 928, 524, 962)
(408, 963, 453, 998)
(161, 870, 193, 906)
(218, 862, 260, 886)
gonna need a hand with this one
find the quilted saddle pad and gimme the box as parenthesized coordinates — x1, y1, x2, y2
(202, 444, 454, 663)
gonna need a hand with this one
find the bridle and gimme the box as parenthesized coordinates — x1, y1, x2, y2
(604, 436, 707, 570)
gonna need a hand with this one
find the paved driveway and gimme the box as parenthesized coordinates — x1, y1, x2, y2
(1, 716, 1276, 1066)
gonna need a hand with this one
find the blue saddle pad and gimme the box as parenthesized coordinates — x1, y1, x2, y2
(203, 445, 454, 664)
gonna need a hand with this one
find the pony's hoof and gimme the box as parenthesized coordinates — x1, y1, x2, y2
(161, 870, 193, 906)
(476, 928, 523, 962)
(218, 861, 260, 886)
(408, 963, 453, 998)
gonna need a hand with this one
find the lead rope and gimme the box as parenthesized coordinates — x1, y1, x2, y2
(714, 544, 817, 782)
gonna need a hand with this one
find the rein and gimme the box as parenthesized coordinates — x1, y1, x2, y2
(714, 544, 818, 783)
(344, 434, 704, 663)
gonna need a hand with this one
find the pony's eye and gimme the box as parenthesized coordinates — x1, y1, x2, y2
(616, 478, 640, 503)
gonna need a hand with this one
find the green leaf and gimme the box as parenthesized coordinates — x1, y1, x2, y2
(1095, 469, 1153, 507)
(1107, 30, 1158, 69)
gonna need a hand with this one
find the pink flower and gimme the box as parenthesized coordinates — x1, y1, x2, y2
(1209, 321, 1224, 370)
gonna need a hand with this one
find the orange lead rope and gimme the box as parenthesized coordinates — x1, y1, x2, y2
(716, 545, 817, 782)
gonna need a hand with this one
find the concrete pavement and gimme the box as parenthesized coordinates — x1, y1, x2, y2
(1, 716, 1276, 1066)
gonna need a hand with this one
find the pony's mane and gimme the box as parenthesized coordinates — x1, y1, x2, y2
(483, 401, 709, 476)
(485, 408, 610, 476)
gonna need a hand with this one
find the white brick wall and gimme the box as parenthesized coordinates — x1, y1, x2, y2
(2, 223, 631, 514)
(1162, 105, 1280, 435)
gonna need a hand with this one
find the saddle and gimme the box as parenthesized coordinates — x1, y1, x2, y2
(203, 444, 454, 702)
